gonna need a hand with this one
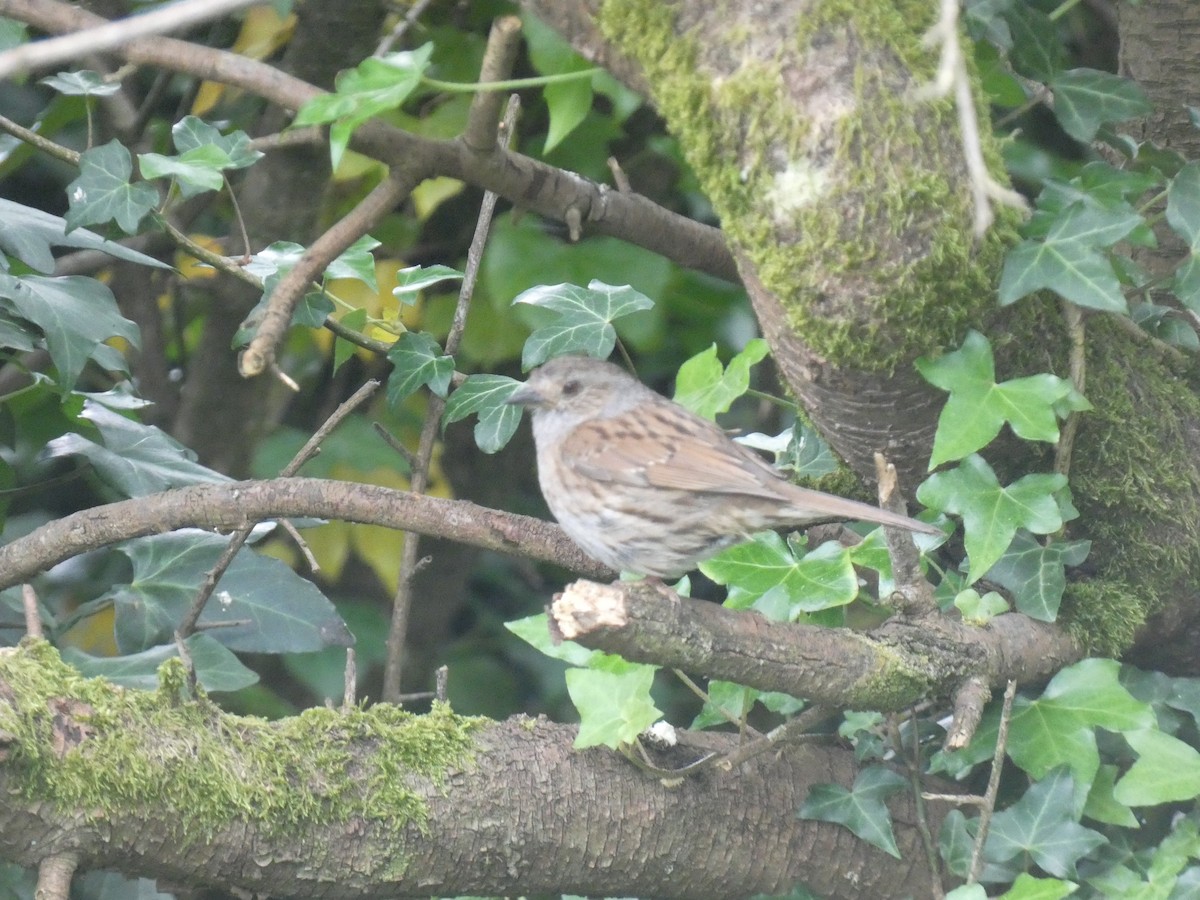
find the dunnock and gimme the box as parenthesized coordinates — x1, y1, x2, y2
(508, 355, 939, 579)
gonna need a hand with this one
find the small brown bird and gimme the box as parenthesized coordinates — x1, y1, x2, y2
(507, 355, 940, 579)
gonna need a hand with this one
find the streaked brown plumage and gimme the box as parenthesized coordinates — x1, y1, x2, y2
(508, 355, 939, 579)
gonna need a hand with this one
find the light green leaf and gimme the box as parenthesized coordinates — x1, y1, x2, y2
(65, 140, 159, 234)
(325, 234, 381, 289)
(40, 69, 120, 97)
(293, 45, 433, 169)
(918, 330, 1090, 467)
(700, 533, 858, 617)
(997, 874, 1078, 900)
(567, 664, 662, 749)
(1116, 729, 1200, 806)
(954, 588, 1010, 624)
(333, 307, 368, 371)
(171, 116, 261, 169)
(798, 765, 907, 858)
(543, 74, 593, 154)
(515, 280, 655, 369)
(385, 331, 454, 408)
(505, 613, 599, 667)
(673, 338, 769, 420)
(917, 455, 1067, 582)
(442, 373, 524, 453)
(1051, 69, 1151, 143)
(138, 145, 231, 197)
(1082, 764, 1137, 828)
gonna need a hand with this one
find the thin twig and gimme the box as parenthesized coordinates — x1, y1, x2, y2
(280, 518, 319, 573)
(35, 853, 78, 900)
(21, 583, 43, 639)
(0, 0, 262, 79)
(176, 380, 380, 640)
(1055, 301, 1086, 479)
(905, 706, 944, 899)
(380, 93, 520, 703)
(375, 0, 435, 56)
(342, 647, 357, 710)
(967, 679, 1017, 883)
(671, 668, 764, 738)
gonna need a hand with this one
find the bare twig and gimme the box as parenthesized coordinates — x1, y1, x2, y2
(342, 648, 357, 710)
(462, 16, 522, 153)
(945, 675, 990, 751)
(967, 679, 1017, 883)
(914, 0, 1028, 235)
(35, 852, 78, 900)
(375, 0, 435, 56)
(21, 584, 42, 639)
(176, 381, 380, 640)
(1055, 301, 1086, 479)
(280, 518, 320, 573)
(903, 707, 944, 899)
(0, 0, 261, 79)
(874, 452, 937, 616)
(239, 170, 416, 378)
(380, 91, 521, 703)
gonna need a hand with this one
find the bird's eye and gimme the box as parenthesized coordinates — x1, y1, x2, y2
(561, 379, 582, 397)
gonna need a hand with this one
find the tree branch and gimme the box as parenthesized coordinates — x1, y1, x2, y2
(0, 478, 612, 589)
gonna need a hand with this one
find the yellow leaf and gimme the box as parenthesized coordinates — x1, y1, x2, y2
(412, 177, 464, 221)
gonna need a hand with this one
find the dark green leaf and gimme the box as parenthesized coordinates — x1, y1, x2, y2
(109, 531, 352, 654)
(171, 116, 262, 169)
(325, 234, 380, 289)
(986, 768, 1105, 878)
(799, 766, 907, 858)
(514, 281, 655, 369)
(385, 331, 454, 408)
(65, 140, 159, 234)
(42, 401, 229, 495)
(442, 373, 524, 453)
(1168, 163, 1200, 311)
(0, 273, 140, 390)
(1003, 5, 1064, 80)
(982, 531, 1090, 622)
(62, 634, 258, 693)
(1051, 69, 1151, 143)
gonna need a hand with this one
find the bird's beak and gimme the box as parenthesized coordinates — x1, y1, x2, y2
(506, 385, 544, 408)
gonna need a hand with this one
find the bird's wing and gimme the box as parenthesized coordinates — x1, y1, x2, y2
(559, 405, 786, 498)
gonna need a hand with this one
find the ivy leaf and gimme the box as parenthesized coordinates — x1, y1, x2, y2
(1050, 69, 1151, 143)
(918, 330, 1090, 467)
(333, 307, 368, 371)
(567, 664, 662, 749)
(0, 198, 171, 275)
(108, 531, 353, 655)
(985, 768, 1105, 878)
(62, 634, 257, 693)
(65, 140, 159, 234)
(953, 588, 1009, 625)
(981, 531, 1091, 622)
(514, 281, 654, 370)
(293, 45, 433, 169)
(42, 401, 230, 495)
(392, 263, 464, 299)
(385, 331, 454, 409)
(543, 74, 593, 154)
(673, 338, 769, 419)
(1005, 658, 1153, 800)
(40, 69, 121, 97)
(1115, 729, 1200, 806)
(0, 273, 140, 390)
(999, 199, 1141, 313)
(171, 116, 261, 169)
(917, 455, 1067, 582)
(1002, 4, 1064, 80)
(798, 765, 907, 859)
(442, 373, 523, 453)
(505, 613, 599, 667)
(324, 234, 380, 289)
(1167, 162, 1200, 311)
(700, 533, 858, 617)
(138, 145, 232, 197)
